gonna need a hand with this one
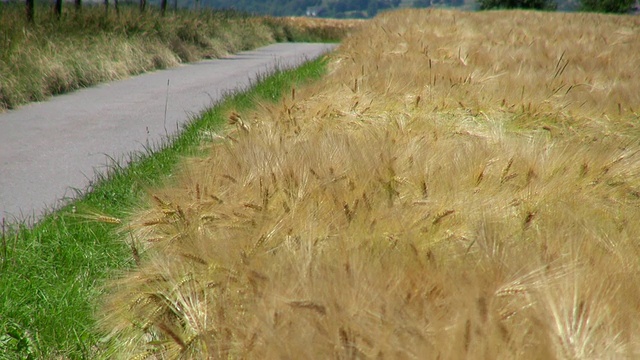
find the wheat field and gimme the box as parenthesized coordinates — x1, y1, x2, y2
(98, 9, 640, 359)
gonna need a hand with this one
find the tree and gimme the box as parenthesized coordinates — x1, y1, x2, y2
(478, 0, 557, 9)
(26, 0, 34, 23)
(54, 0, 62, 18)
(104, 0, 118, 16)
(579, 0, 634, 12)
(161, 0, 168, 15)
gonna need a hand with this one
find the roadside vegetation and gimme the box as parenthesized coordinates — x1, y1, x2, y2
(0, 56, 331, 358)
(0, 3, 356, 111)
(99, 8, 640, 359)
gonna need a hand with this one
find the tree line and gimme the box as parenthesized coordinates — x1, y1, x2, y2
(478, 0, 636, 12)
(189, 0, 401, 18)
(23, 0, 170, 23)
(18, 0, 639, 25)
(192, 0, 637, 15)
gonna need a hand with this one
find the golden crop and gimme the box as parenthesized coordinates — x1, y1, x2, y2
(100, 9, 640, 359)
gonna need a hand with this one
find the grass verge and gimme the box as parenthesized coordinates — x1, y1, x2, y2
(0, 55, 330, 359)
(0, 3, 356, 111)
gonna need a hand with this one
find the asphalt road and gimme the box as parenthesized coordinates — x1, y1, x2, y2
(0, 43, 336, 222)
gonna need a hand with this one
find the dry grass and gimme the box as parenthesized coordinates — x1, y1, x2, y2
(99, 9, 640, 359)
(267, 16, 366, 41)
(0, 6, 360, 111)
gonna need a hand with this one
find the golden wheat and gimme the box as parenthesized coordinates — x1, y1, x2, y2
(98, 9, 640, 359)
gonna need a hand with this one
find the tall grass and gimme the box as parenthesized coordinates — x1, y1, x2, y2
(99, 9, 640, 359)
(0, 3, 357, 111)
(0, 57, 330, 359)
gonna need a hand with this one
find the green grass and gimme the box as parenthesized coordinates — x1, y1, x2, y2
(0, 3, 345, 111)
(0, 56, 329, 359)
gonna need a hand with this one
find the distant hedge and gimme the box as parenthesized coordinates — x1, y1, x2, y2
(580, 0, 635, 13)
(478, 0, 557, 10)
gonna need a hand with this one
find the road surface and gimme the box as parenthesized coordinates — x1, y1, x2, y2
(0, 43, 336, 222)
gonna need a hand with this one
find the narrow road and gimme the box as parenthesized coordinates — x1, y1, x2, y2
(0, 43, 336, 222)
